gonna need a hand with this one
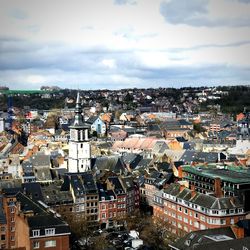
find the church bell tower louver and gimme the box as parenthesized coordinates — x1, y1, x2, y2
(68, 92, 91, 172)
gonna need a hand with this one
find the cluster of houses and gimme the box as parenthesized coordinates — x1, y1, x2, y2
(0, 91, 250, 249)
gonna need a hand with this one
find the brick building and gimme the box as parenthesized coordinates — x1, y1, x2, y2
(61, 172, 99, 223)
(106, 177, 127, 220)
(97, 183, 117, 228)
(1, 189, 70, 250)
(179, 164, 250, 211)
(153, 183, 245, 236)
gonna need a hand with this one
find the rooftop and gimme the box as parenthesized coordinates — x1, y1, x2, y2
(182, 164, 250, 184)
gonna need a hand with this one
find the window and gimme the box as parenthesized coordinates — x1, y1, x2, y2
(102, 213, 106, 218)
(10, 226, 15, 232)
(178, 207, 182, 212)
(10, 217, 15, 222)
(10, 208, 15, 213)
(194, 213, 198, 218)
(184, 208, 188, 214)
(10, 236, 15, 241)
(32, 230, 40, 237)
(45, 228, 55, 236)
(230, 218, 234, 224)
(33, 241, 40, 249)
(1, 235, 5, 241)
(101, 205, 106, 210)
(45, 240, 56, 248)
(1, 226, 5, 232)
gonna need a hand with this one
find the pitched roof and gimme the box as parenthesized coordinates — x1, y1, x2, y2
(169, 227, 237, 250)
(164, 183, 243, 210)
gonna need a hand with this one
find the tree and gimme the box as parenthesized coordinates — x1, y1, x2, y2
(140, 217, 178, 250)
(91, 235, 109, 250)
(63, 213, 92, 248)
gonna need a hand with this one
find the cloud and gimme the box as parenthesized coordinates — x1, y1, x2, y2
(8, 8, 28, 20)
(238, 0, 250, 3)
(113, 26, 157, 41)
(0, 37, 249, 90)
(160, 0, 210, 26)
(113, 0, 137, 5)
(160, 0, 250, 27)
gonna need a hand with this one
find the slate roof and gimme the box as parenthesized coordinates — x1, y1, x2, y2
(152, 141, 169, 154)
(31, 153, 51, 167)
(169, 227, 237, 250)
(120, 176, 135, 191)
(61, 172, 98, 197)
(122, 153, 142, 169)
(164, 183, 243, 210)
(93, 156, 127, 173)
(179, 151, 219, 163)
(22, 160, 33, 173)
(136, 158, 152, 169)
(182, 165, 250, 184)
(33, 166, 52, 182)
(86, 115, 99, 124)
(22, 183, 43, 201)
(41, 184, 73, 205)
(107, 176, 125, 195)
(97, 183, 116, 201)
(0, 196, 6, 224)
(178, 119, 192, 126)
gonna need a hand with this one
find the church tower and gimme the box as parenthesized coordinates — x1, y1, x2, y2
(68, 92, 91, 172)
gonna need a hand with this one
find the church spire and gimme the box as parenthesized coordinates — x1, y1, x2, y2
(72, 92, 84, 127)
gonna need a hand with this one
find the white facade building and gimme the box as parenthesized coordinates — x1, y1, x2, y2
(68, 92, 91, 173)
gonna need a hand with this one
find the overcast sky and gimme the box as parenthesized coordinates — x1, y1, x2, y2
(0, 0, 250, 90)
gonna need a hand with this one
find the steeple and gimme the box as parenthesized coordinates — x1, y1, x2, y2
(72, 92, 84, 127)
(68, 92, 91, 173)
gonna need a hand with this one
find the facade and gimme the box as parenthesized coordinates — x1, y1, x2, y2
(2, 189, 18, 249)
(179, 164, 250, 211)
(97, 184, 117, 228)
(120, 177, 140, 214)
(106, 177, 127, 220)
(0, 195, 7, 249)
(153, 183, 245, 236)
(86, 116, 106, 136)
(68, 92, 91, 173)
(61, 172, 99, 223)
(1, 189, 70, 250)
(16, 192, 70, 250)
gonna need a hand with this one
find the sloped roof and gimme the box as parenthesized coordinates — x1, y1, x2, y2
(169, 227, 237, 250)
(93, 156, 127, 173)
(164, 183, 243, 210)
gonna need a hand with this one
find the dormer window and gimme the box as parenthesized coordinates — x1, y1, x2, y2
(32, 230, 40, 237)
(45, 228, 55, 236)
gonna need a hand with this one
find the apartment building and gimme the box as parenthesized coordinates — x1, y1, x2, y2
(97, 183, 117, 228)
(153, 183, 245, 236)
(1, 189, 70, 250)
(179, 164, 250, 211)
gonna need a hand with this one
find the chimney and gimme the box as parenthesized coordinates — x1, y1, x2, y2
(190, 185, 196, 198)
(178, 166, 183, 178)
(180, 185, 186, 192)
(214, 177, 223, 198)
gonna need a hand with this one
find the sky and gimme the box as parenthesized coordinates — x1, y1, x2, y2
(0, 0, 250, 90)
